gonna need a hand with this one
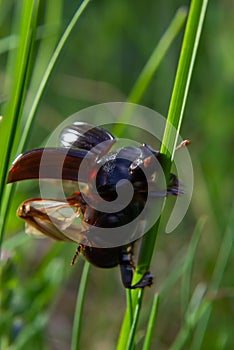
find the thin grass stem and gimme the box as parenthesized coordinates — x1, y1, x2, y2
(117, 0, 208, 348)
(0, 0, 35, 197)
(142, 294, 159, 350)
(16, 0, 91, 154)
(191, 204, 234, 350)
(181, 216, 206, 313)
(71, 261, 91, 350)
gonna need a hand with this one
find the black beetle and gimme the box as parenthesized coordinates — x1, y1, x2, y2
(7, 122, 179, 289)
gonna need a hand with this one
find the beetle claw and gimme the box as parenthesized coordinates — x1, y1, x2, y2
(130, 271, 153, 289)
(119, 245, 153, 289)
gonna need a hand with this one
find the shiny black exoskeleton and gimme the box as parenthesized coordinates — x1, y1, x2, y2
(7, 122, 179, 289)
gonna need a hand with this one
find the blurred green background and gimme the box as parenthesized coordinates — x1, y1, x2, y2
(0, 0, 233, 349)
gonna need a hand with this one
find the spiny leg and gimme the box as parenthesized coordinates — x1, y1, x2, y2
(71, 245, 82, 265)
(70, 234, 94, 265)
(119, 245, 153, 289)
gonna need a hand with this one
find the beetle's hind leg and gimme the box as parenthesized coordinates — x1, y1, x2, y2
(119, 245, 153, 289)
(71, 236, 92, 265)
(71, 245, 82, 265)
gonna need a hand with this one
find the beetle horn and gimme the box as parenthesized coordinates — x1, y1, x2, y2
(7, 148, 88, 183)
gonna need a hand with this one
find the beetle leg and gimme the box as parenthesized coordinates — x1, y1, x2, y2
(71, 236, 93, 265)
(71, 245, 82, 265)
(167, 173, 183, 196)
(119, 246, 153, 289)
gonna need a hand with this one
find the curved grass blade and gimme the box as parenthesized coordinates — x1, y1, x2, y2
(117, 1, 209, 349)
(0, 0, 91, 247)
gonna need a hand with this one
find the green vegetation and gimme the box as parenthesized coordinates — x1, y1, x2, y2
(0, 0, 233, 349)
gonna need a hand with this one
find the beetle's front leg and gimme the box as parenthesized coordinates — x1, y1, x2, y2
(119, 245, 153, 289)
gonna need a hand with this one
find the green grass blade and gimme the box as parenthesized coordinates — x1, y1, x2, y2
(1, 231, 30, 251)
(133, 0, 208, 287)
(126, 289, 134, 324)
(71, 261, 90, 350)
(170, 283, 208, 350)
(0, 0, 39, 250)
(0, 0, 35, 195)
(180, 217, 206, 314)
(142, 294, 159, 350)
(159, 217, 205, 300)
(17, 0, 92, 154)
(161, 0, 209, 161)
(135, 0, 209, 318)
(126, 290, 144, 350)
(0, 0, 91, 248)
(128, 7, 187, 104)
(112, 6, 187, 136)
(191, 205, 234, 350)
(22, 0, 63, 125)
(12, 314, 49, 350)
(0, 34, 18, 54)
(1, 2, 92, 347)
(117, 1, 208, 349)
(171, 205, 233, 350)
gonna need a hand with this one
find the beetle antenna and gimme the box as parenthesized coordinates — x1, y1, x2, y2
(175, 140, 190, 151)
